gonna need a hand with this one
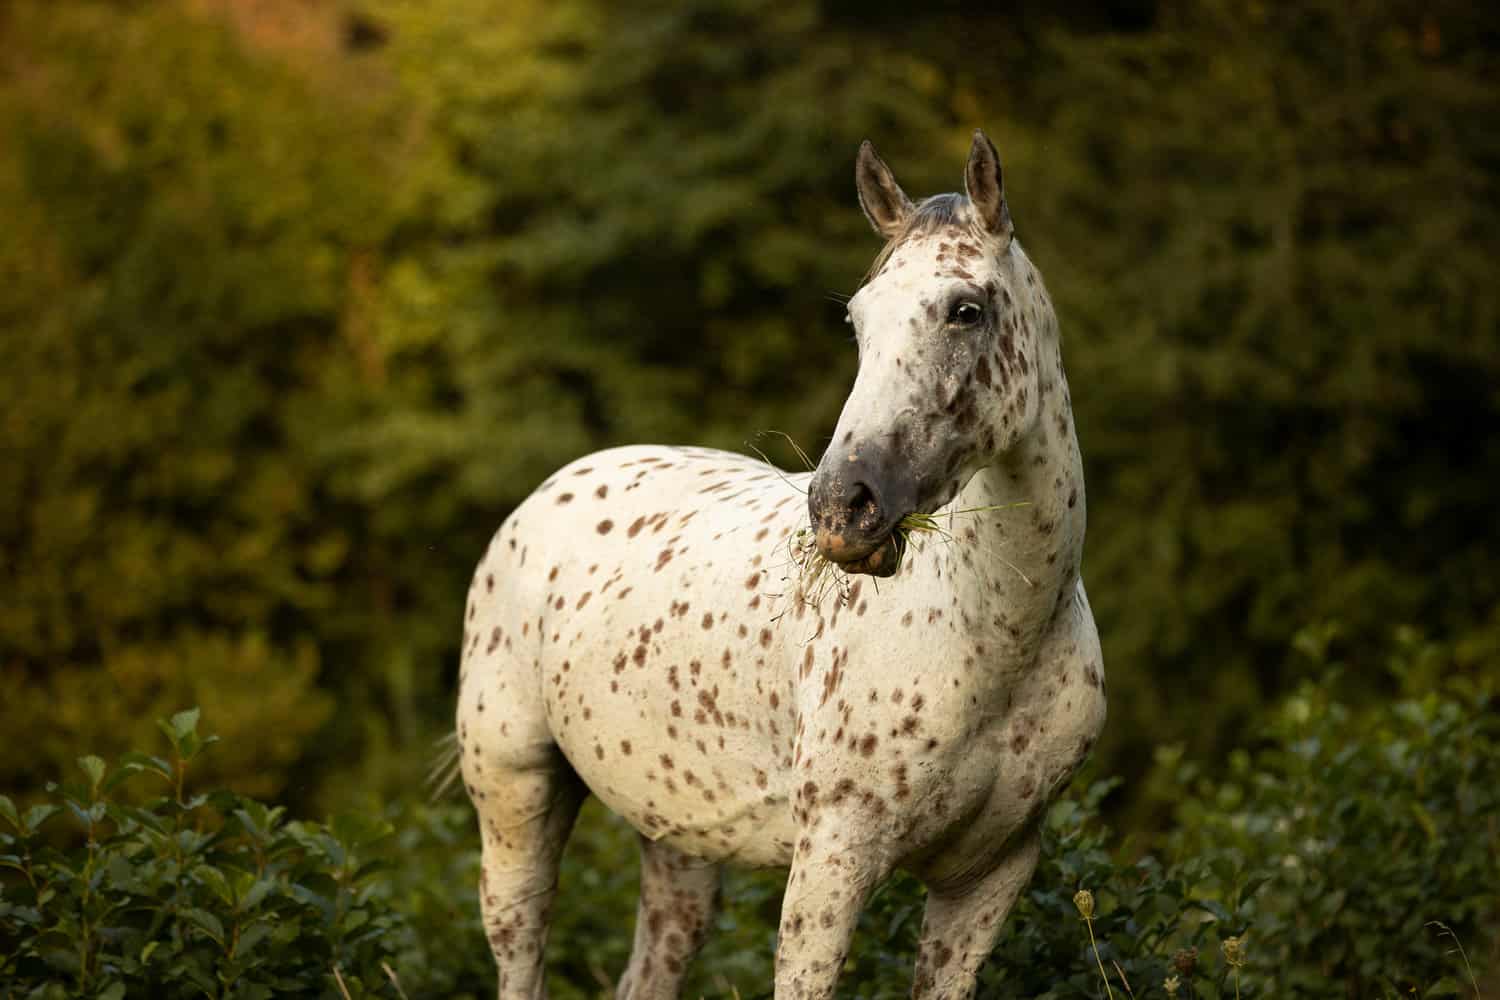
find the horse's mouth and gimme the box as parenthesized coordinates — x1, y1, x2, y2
(822, 529, 905, 578)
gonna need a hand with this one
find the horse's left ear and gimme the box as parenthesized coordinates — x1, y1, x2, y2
(964, 129, 1012, 240)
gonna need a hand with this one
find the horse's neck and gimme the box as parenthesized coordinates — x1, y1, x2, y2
(941, 340, 1084, 661)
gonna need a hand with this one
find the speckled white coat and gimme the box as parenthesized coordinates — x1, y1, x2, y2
(456, 132, 1106, 1000)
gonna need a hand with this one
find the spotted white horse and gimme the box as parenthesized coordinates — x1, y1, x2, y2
(456, 130, 1106, 999)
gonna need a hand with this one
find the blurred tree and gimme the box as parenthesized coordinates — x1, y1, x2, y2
(0, 0, 963, 805)
(1002, 0, 1500, 793)
(2, 0, 1496, 824)
(0, 1, 395, 798)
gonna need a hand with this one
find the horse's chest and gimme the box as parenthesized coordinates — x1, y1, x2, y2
(888, 615, 1105, 882)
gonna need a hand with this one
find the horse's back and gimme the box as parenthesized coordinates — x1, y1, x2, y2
(488, 443, 807, 620)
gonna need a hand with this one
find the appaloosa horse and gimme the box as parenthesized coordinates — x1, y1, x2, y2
(456, 130, 1105, 999)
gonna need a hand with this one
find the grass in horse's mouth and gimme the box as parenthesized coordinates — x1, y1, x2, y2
(789, 504, 1030, 606)
(889, 506, 1032, 563)
(746, 431, 1031, 604)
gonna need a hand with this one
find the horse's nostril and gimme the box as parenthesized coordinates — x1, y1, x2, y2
(847, 481, 881, 527)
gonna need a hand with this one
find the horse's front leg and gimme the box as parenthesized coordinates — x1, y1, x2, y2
(909, 828, 1041, 1000)
(773, 818, 893, 1000)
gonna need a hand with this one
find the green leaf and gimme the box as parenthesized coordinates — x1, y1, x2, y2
(1187, 899, 1233, 923)
(1238, 875, 1271, 904)
(1427, 976, 1466, 997)
(235, 920, 275, 957)
(65, 800, 93, 830)
(1409, 802, 1438, 842)
(77, 755, 106, 791)
(22, 804, 58, 835)
(241, 877, 276, 911)
(118, 751, 175, 781)
(170, 707, 201, 739)
(181, 906, 225, 946)
(101, 764, 140, 796)
(195, 864, 233, 906)
(330, 812, 393, 852)
(353, 858, 394, 883)
(0, 795, 19, 831)
(98, 982, 126, 1000)
(158, 707, 205, 758)
(177, 959, 218, 994)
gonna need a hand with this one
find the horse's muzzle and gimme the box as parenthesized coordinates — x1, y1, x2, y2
(808, 456, 906, 577)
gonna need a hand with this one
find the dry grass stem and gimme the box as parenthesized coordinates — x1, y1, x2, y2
(1083, 914, 1116, 1000)
(1073, 889, 1116, 1000)
(1427, 921, 1482, 1000)
(427, 731, 462, 801)
(332, 965, 353, 1000)
(1221, 935, 1247, 1000)
(381, 961, 411, 1000)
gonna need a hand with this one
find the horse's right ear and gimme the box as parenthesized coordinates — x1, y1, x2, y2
(964, 129, 1012, 240)
(856, 140, 913, 239)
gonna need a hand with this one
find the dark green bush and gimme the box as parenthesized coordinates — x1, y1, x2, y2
(0, 710, 408, 999)
(953, 654, 1494, 1000)
(5, 660, 1494, 998)
(1162, 633, 1500, 999)
(380, 654, 1495, 999)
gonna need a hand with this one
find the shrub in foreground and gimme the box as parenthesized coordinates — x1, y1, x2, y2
(0, 710, 407, 998)
(3, 663, 1495, 998)
(385, 665, 1498, 999)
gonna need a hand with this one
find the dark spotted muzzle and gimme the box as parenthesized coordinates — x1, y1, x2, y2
(807, 451, 911, 577)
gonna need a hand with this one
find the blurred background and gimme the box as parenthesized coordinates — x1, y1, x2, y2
(2, 0, 1497, 834)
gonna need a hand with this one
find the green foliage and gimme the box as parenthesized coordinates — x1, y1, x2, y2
(1164, 642, 1500, 998)
(3, 666, 1493, 996)
(0, 0, 373, 801)
(840, 670, 1497, 999)
(3, 1, 1496, 993)
(377, 797, 787, 998)
(828, 777, 1264, 999)
(3, 0, 1499, 861)
(0, 0, 959, 810)
(337, 663, 1500, 998)
(0, 710, 407, 999)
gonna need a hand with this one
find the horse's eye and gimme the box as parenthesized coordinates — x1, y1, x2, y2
(949, 300, 984, 326)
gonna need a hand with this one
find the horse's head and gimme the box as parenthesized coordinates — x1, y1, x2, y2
(809, 130, 1048, 576)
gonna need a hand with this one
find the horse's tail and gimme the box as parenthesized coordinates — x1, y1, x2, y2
(426, 730, 463, 801)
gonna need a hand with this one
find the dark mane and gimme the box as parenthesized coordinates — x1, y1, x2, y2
(861, 192, 976, 287)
